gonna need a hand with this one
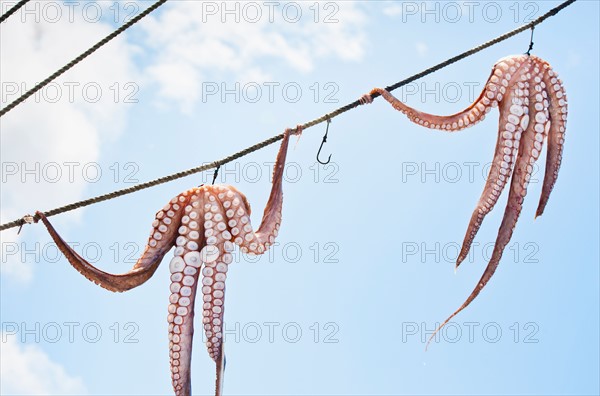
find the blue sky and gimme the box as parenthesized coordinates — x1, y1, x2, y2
(1, 1, 598, 395)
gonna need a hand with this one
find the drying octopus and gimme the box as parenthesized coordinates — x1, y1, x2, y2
(36, 126, 301, 396)
(360, 54, 567, 343)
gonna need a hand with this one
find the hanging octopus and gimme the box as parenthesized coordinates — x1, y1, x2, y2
(359, 54, 567, 344)
(36, 126, 302, 396)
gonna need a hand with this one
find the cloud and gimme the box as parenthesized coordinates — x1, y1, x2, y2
(0, 1, 138, 282)
(382, 3, 404, 17)
(0, 334, 87, 395)
(140, 1, 368, 112)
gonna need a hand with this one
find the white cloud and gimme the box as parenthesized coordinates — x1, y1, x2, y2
(0, 334, 87, 395)
(146, 60, 202, 114)
(140, 1, 368, 111)
(382, 3, 404, 17)
(0, 1, 137, 282)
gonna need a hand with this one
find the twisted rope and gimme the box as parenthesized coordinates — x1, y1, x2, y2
(0, 0, 167, 117)
(0, 0, 577, 232)
(0, 0, 30, 24)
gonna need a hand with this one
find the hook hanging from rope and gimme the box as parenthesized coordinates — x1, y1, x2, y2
(526, 26, 535, 55)
(316, 117, 332, 165)
(212, 165, 221, 185)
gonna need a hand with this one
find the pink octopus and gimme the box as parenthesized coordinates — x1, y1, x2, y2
(37, 126, 301, 395)
(360, 54, 568, 343)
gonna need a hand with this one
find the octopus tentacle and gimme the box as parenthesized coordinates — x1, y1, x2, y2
(198, 193, 231, 396)
(456, 62, 531, 267)
(361, 56, 531, 131)
(215, 351, 225, 396)
(225, 127, 297, 255)
(168, 191, 205, 396)
(536, 64, 568, 217)
(426, 64, 551, 348)
(254, 126, 292, 244)
(35, 191, 191, 292)
(198, 190, 232, 362)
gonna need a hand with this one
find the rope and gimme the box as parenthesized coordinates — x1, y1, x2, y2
(0, 0, 167, 118)
(0, 0, 577, 232)
(0, 0, 30, 23)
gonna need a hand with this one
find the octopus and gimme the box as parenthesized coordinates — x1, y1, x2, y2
(36, 126, 302, 396)
(359, 54, 567, 344)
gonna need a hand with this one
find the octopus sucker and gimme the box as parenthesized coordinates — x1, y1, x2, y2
(36, 125, 301, 396)
(359, 54, 568, 341)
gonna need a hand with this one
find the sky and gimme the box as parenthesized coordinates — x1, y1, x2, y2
(0, 1, 598, 395)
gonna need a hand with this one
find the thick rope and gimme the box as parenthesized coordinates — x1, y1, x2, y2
(0, 0, 577, 232)
(0, 0, 30, 23)
(0, 0, 167, 118)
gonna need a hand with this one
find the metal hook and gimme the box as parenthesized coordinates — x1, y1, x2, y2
(526, 26, 535, 55)
(316, 117, 332, 165)
(212, 165, 221, 185)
